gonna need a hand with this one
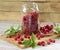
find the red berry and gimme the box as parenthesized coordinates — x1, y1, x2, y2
(23, 17, 26, 21)
(24, 35, 27, 38)
(40, 41, 45, 44)
(45, 25, 49, 29)
(36, 34, 38, 37)
(17, 35, 20, 38)
(40, 34, 45, 38)
(38, 42, 41, 45)
(14, 37, 17, 40)
(40, 27, 45, 31)
(8, 35, 12, 38)
(47, 41, 51, 45)
(49, 39, 53, 42)
(52, 39, 55, 43)
(41, 43, 45, 46)
(37, 35, 40, 40)
(35, 32, 40, 37)
(40, 41, 46, 46)
(16, 33, 21, 38)
(45, 31, 49, 34)
(40, 27, 43, 30)
(24, 35, 30, 39)
(48, 25, 53, 30)
(20, 37, 24, 41)
(49, 39, 55, 43)
(27, 36, 30, 39)
(18, 41, 22, 44)
(50, 25, 53, 30)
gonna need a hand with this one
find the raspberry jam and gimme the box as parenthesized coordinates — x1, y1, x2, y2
(22, 12, 39, 35)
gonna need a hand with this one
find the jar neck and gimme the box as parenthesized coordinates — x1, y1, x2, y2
(22, 2, 39, 13)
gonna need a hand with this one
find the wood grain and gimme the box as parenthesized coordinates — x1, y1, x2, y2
(0, 2, 60, 13)
(40, 13, 60, 22)
(0, 0, 60, 22)
(0, 12, 59, 22)
(0, 0, 60, 2)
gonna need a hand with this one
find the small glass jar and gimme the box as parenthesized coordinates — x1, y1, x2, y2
(21, 2, 39, 35)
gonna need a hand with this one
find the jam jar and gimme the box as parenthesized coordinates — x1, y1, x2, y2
(21, 2, 39, 35)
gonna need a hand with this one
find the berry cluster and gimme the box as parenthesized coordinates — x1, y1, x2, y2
(40, 25, 53, 34)
(22, 12, 39, 35)
(8, 33, 31, 44)
(35, 32, 45, 40)
(38, 38, 55, 46)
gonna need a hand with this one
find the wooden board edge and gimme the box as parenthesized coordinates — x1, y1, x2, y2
(0, 35, 27, 49)
(0, 34, 58, 49)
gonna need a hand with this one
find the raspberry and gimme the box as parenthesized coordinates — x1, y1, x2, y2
(40, 25, 53, 35)
(7, 35, 12, 38)
(49, 39, 53, 42)
(47, 41, 51, 45)
(49, 38, 55, 43)
(38, 42, 41, 45)
(27, 36, 30, 39)
(20, 37, 24, 41)
(41, 43, 45, 46)
(40, 41, 46, 46)
(14, 37, 17, 40)
(52, 39, 55, 43)
(16, 33, 21, 38)
(18, 41, 22, 44)
(40, 34, 45, 38)
(37, 35, 40, 40)
(24, 35, 27, 38)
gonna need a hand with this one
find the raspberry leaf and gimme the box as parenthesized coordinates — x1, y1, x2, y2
(5, 29, 10, 33)
(16, 25, 22, 31)
(31, 33, 37, 48)
(22, 40, 32, 46)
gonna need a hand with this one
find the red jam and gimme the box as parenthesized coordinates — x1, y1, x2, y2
(22, 12, 39, 35)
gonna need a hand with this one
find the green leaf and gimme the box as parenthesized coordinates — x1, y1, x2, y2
(22, 40, 32, 46)
(4, 25, 22, 37)
(55, 28, 60, 33)
(54, 24, 60, 33)
(31, 33, 36, 42)
(5, 29, 10, 33)
(31, 42, 37, 48)
(4, 29, 10, 37)
(16, 25, 22, 31)
(31, 33, 37, 48)
(9, 26, 16, 36)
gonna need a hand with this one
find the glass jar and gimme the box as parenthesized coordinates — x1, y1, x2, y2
(21, 2, 39, 35)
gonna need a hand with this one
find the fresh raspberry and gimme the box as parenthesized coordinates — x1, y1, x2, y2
(52, 39, 55, 43)
(38, 42, 41, 45)
(47, 41, 51, 45)
(49, 38, 55, 43)
(14, 37, 17, 40)
(24, 35, 27, 38)
(40, 41, 46, 46)
(20, 37, 24, 41)
(40, 34, 45, 38)
(18, 41, 22, 44)
(8, 35, 12, 38)
(27, 36, 30, 39)
(16, 33, 21, 38)
(41, 42, 45, 46)
(37, 35, 40, 40)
